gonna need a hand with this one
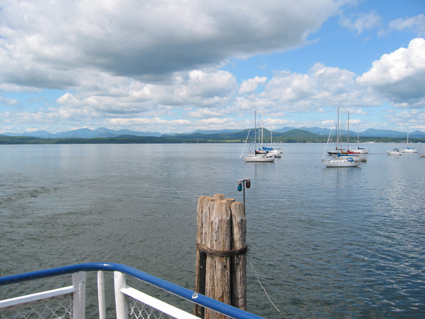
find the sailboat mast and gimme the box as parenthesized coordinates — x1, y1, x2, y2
(254, 111, 257, 152)
(358, 124, 360, 145)
(348, 111, 350, 151)
(336, 107, 340, 151)
(261, 110, 264, 148)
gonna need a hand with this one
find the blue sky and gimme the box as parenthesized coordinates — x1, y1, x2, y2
(1, 0, 425, 134)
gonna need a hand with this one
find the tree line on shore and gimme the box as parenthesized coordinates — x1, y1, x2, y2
(1, 131, 424, 145)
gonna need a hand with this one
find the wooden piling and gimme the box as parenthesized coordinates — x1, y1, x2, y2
(194, 194, 247, 318)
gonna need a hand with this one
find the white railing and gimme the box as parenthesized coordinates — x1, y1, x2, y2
(0, 263, 264, 319)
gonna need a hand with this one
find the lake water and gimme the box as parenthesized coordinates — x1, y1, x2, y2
(1, 143, 424, 318)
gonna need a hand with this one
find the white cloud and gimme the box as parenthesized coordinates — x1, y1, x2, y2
(383, 109, 425, 131)
(239, 76, 267, 94)
(186, 108, 227, 119)
(340, 12, 382, 34)
(53, 69, 237, 119)
(389, 14, 425, 36)
(0, 95, 20, 106)
(2, 1, 425, 133)
(0, 0, 343, 90)
(357, 38, 425, 108)
(258, 63, 377, 111)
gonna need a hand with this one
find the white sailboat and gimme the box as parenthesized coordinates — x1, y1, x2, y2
(322, 108, 361, 168)
(348, 124, 369, 154)
(241, 111, 275, 162)
(346, 114, 367, 162)
(387, 148, 402, 156)
(401, 131, 418, 153)
(262, 129, 283, 158)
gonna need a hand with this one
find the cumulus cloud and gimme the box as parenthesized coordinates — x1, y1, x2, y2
(383, 109, 425, 130)
(0, 0, 342, 89)
(2, 1, 424, 133)
(239, 76, 267, 94)
(257, 63, 378, 112)
(55, 69, 237, 118)
(357, 38, 425, 108)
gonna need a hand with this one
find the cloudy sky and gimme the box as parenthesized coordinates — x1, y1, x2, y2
(1, 0, 425, 134)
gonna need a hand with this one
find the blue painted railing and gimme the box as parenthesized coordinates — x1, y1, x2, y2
(0, 262, 264, 319)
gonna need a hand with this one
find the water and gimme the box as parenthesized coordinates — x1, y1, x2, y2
(1, 143, 424, 318)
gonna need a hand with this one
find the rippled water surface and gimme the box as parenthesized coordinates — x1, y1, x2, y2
(1, 143, 424, 318)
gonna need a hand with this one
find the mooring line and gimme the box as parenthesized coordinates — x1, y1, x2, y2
(248, 257, 281, 315)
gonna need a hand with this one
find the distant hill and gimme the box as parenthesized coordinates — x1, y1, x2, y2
(191, 129, 241, 134)
(360, 129, 425, 138)
(2, 127, 162, 138)
(275, 127, 425, 138)
(274, 126, 330, 135)
(2, 127, 425, 139)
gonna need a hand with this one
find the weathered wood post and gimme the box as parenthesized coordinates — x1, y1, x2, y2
(194, 194, 247, 318)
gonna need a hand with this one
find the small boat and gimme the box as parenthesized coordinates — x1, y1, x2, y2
(241, 111, 275, 163)
(348, 147, 369, 154)
(349, 125, 369, 154)
(419, 153, 425, 157)
(322, 109, 361, 168)
(337, 151, 367, 162)
(260, 146, 282, 158)
(387, 148, 402, 156)
(243, 153, 275, 162)
(328, 149, 345, 155)
(402, 147, 418, 153)
(401, 132, 418, 153)
(323, 157, 362, 167)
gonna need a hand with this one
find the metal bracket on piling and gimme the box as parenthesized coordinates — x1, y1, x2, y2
(237, 178, 251, 209)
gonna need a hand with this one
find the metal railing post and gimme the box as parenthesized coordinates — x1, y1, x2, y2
(72, 272, 86, 319)
(97, 271, 106, 319)
(114, 271, 129, 319)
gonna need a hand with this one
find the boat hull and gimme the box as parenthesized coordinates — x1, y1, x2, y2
(243, 155, 275, 162)
(387, 151, 402, 156)
(349, 149, 369, 154)
(401, 149, 418, 153)
(323, 160, 361, 167)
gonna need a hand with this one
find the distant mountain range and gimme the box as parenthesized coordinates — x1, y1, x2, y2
(2, 127, 425, 139)
(274, 127, 425, 138)
(1, 127, 162, 138)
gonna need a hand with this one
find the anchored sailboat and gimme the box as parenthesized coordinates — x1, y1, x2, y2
(401, 131, 418, 153)
(322, 108, 361, 167)
(241, 111, 275, 162)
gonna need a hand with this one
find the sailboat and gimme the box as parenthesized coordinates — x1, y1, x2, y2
(346, 114, 367, 162)
(241, 111, 275, 162)
(262, 130, 283, 158)
(348, 124, 369, 154)
(401, 131, 418, 153)
(387, 148, 402, 156)
(248, 110, 282, 158)
(322, 108, 361, 167)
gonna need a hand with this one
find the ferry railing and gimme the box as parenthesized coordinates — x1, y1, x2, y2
(0, 262, 264, 319)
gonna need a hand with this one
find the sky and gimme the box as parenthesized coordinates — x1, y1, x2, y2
(1, 0, 425, 134)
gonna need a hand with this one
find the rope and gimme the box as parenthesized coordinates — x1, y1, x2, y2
(248, 257, 282, 315)
(196, 243, 248, 257)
